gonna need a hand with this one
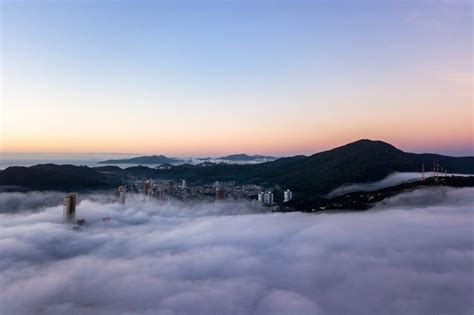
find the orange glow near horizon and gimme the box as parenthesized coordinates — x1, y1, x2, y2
(2, 78, 472, 156)
(1, 1, 472, 157)
(2, 78, 472, 157)
(1, 118, 472, 157)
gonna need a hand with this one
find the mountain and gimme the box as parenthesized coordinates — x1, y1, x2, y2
(197, 161, 217, 167)
(1, 140, 473, 194)
(246, 140, 474, 196)
(94, 165, 123, 172)
(286, 175, 474, 212)
(0, 164, 118, 190)
(98, 155, 182, 165)
(406, 153, 474, 174)
(155, 163, 174, 170)
(247, 140, 420, 195)
(151, 140, 474, 196)
(217, 154, 276, 161)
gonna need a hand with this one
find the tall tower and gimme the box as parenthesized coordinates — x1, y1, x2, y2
(258, 192, 264, 203)
(263, 191, 274, 205)
(144, 180, 151, 195)
(149, 184, 155, 197)
(216, 186, 225, 201)
(63, 193, 77, 221)
(168, 181, 176, 193)
(118, 185, 126, 204)
(284, 189, 293, 202)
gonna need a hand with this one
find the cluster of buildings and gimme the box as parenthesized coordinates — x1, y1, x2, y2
(258, 191, 274, 205)
(129, 179, 185, 199)
(257, 189, 293, 205)
(125, 179, 269, 203)
(98, 179, 294, 206)
(61, 180, 295, 228)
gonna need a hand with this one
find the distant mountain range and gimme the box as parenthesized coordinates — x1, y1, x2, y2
(99, 155, 182, 165)
(2, 139, 473, 195)
(217, 154, 276, 161)
(99, 153, 276, 165)
(148, 139, 474, 197)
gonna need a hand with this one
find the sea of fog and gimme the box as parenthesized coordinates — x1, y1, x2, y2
(1, 187, 473, 315)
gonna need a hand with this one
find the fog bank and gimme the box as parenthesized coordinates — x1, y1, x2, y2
(1, 187, 473, 315)
(327, 172, 472, 197)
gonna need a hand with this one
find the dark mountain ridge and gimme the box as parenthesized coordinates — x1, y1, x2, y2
(1, 140, 473, 194)
(99, 155, 182, 165)
(217, 154, 276, 161)
(0, 164, 117, 191)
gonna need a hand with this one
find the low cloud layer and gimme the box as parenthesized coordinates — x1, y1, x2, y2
(326, 172, 471, 197)
(0, 191, 119, 214)
(1, 188, 473, 315)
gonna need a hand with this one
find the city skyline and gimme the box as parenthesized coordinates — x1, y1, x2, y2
(1, 1, 472, 156)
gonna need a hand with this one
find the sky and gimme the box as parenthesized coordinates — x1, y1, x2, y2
(0, 0, 472, 156)
(1, 187, 473, 314)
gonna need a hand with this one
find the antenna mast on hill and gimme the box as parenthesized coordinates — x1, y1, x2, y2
(421, 162, 425, 181)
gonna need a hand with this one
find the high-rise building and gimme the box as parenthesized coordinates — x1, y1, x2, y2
(144, 180, 151, 195)
(216, 187, 226, 200)
(181, 179, 187, 189)
(155, 187, 164, 199)
(118, 185, 126, 204)
(150, 184, 160, 197)
(168, 181, 176, 193)
(258, 191, 274, 205)
(283, 189, 293, 202)
(63, 193, 77, 221)
(263, 191, 274, 205)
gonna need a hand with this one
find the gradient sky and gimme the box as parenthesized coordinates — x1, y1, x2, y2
(1, 0, 472, 156)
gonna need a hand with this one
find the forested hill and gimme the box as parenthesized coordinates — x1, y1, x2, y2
(1, 140, 473, 195)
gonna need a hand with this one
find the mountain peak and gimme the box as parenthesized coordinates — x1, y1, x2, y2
(346, 139, 396, 147)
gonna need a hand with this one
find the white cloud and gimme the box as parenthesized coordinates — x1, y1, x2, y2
(326, 172, 471, 198)
(0, 188, 473, 315)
